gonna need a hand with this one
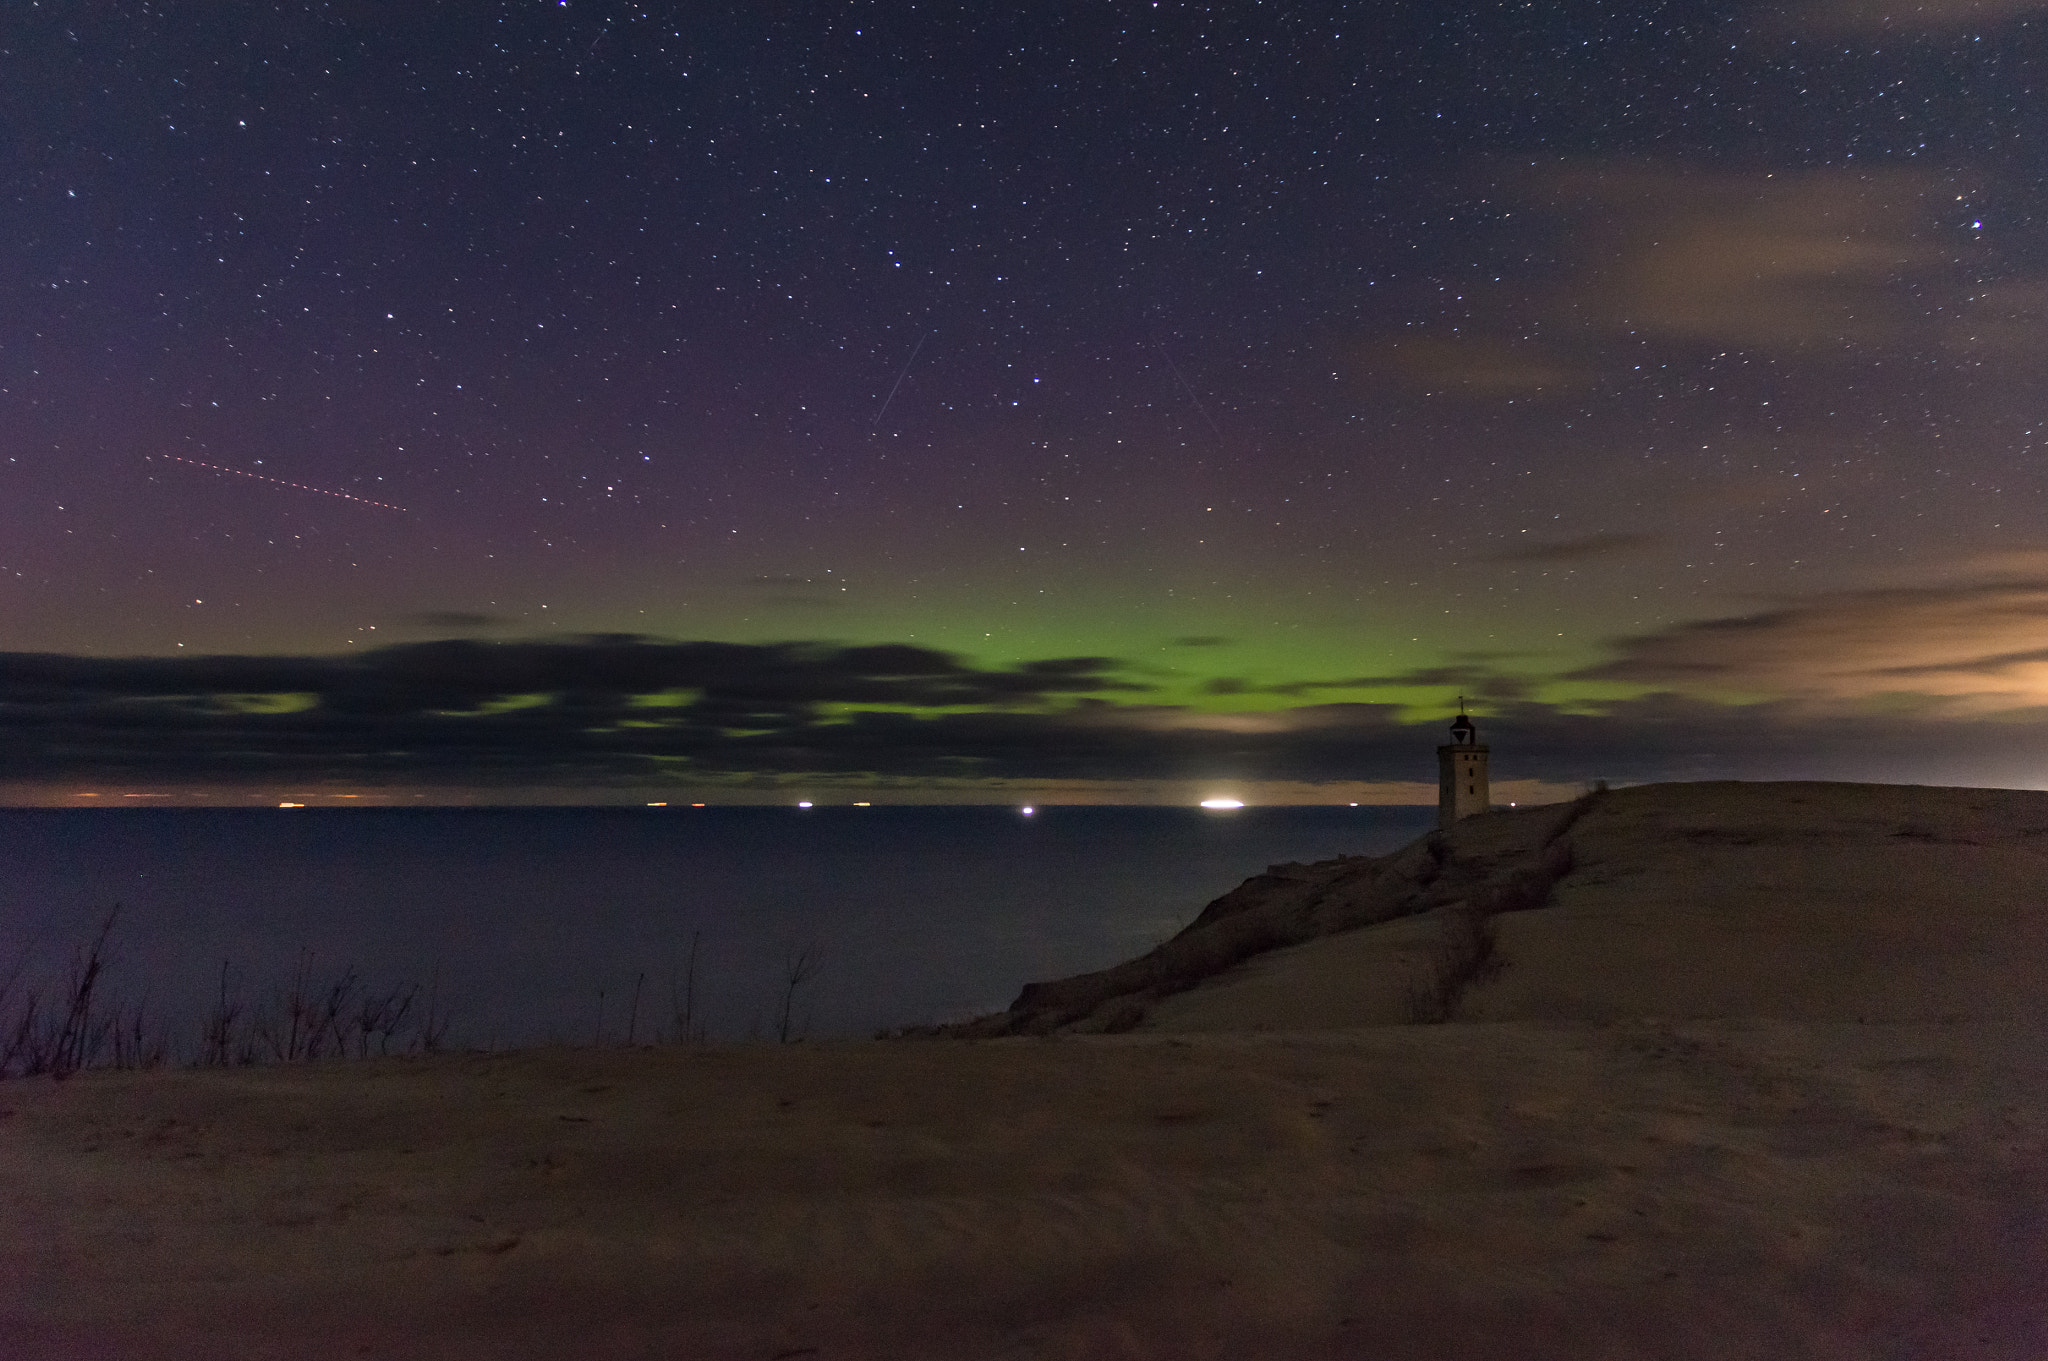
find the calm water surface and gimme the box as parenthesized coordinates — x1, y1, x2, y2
(0, 805, 1434, 1045)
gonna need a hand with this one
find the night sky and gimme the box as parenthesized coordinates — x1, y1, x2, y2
(4, 1, 2046, 804)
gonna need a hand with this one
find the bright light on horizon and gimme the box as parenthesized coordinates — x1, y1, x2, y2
(797, 801, 813, 808)
(1199, 798, 1245, 810)
(1021, 805, 1035, 816)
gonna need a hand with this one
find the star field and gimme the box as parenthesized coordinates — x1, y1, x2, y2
(4, 1, 2047, 800)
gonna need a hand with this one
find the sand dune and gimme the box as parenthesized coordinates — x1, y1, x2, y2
(3, 782, 2046, 1358)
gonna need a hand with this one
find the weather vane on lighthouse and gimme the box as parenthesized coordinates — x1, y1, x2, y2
(1437, 695, 1491, 828)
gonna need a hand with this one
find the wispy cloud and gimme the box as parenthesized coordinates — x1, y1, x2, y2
(1370, 335, 1584, 396)
(397, 611, 508, 631)
(1946, 278, 2048, 359)
(1531, 163, 1946, 352)
(13, 618, 2048, 797)
(742, 575, 850, 609)
(1486, 532, 1662, 565)
(1784, 0, 2048, 31)
(1351, 160, 1997, 406)
(1576, 576, 2048, 711)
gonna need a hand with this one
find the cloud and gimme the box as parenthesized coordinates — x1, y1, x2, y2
(397, 611, 508, 631)
(1302, 674, 1539, 703)
(1486, 532, 1661, 565)
(1440, 692, 2048, 790)
(0, 636, 1141, 710)
(1946, 278, 2048, 358)
(11, 627, 2048, 797)
(1530, 163, 1948, 352)
(744, 575, 850, 609)
(1354, 162, 1993, 399)
(1576, 578, 2048, 711)
(1786, 0, 2048, 30)
(1257, 653, 1542, 704)
(1371, 336, 1583, 396)
(0, 637, 1153, 784)
(755, 595, 848, 610)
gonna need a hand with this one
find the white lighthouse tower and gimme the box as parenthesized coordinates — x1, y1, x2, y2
(1436, 699, 1490, 829)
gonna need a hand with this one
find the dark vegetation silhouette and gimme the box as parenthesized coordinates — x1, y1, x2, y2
(670, 930, 707, 1045)
(0, 907, 164, 1079)
(776, 942, 823, 1044)
(194, 955, 451, 1065)
(2, 910, 450, 1080)
(2, 911, 831, 1079)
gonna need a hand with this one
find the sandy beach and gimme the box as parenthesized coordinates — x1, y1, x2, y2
(5, 781, 2047, 1358)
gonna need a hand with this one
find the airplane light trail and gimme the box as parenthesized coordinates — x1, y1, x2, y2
(153, 456, 408, 512)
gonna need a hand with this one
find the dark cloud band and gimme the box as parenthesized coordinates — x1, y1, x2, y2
(6, 632, 2048, 792)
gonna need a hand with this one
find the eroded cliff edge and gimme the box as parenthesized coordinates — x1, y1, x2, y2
(912, 778, 2048, 1037)
(910, 789, 1598, 1037)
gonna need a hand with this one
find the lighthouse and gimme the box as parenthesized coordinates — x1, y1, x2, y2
(1436, 700, 1490, 828)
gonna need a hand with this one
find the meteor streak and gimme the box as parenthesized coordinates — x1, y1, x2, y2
(1156, 343, 1224, 441)
(870, 329, 930, 431)
(153, 455, 408, 512)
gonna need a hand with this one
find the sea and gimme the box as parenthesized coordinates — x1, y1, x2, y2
(0, 805, 1436, 1049)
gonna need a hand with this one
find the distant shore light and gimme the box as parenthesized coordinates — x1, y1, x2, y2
(1200, 798, 1245, 810)
(278, 802, 304, 808)
(1021, 805, 1035, 816)
(853, 801, 872, 807)
(797, 801, 813, 809)
(647, 801, 668, 807)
